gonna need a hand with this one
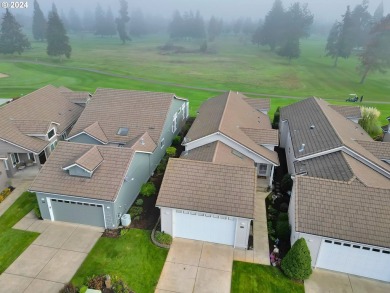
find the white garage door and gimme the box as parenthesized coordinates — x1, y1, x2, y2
(317, 239, 390, 282)
(174, 210, 236, 246)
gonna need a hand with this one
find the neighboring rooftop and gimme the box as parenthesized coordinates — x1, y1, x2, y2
(0, 85, 84, 153)
(330, 105, 362, 119)
(30, 142, 135, 201)
(156, 158, 256, 219)
(243, 97, 270, 112)
(185, 91, 279, 165)
(69, 88, 182, 145)
(356, 140, 390, 162)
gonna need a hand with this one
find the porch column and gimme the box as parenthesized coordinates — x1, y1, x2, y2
(269, 165, 275, 186)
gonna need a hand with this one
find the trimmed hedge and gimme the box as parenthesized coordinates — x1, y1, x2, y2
(281, 238, 312, 280)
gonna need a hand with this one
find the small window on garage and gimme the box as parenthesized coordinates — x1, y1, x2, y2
(52, 199, 57, 202)
(71, 202, 76, 204)
(205, 214, 211, 217)
(325, 240, 332, 244)
(183, 210, 189, 214)
(198, 213, 204, 216)
(64, 201, 70, 204)
(372, 248, 380, 252)
(190, 211, 196, 215)
(334, 242, 341, 245)
(353, 245, 360, 249)
(90, 204, 96, 207)
(362, 247, 370, 250)
(220, 216, 227, 219)
(77, 202, 82, 205)
(382, 250, 390, 254)
(343, 243, 351, 247)
(176, 210, 183, 213)
(58, 200, 63, 203)
(213, 214, 219, 218)
(83, 203, 89, 206)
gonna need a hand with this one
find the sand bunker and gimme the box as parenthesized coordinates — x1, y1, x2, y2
(0, 73, 9, 78)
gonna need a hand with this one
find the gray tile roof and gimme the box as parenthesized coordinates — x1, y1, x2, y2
(156, 158, 256, 219)
(68, 88, 179, 144)
(0, 85, 84, 153)
(294, 151, 353, 181)
(356, 140, 390, 161)
(185, 91, 279, 165)
(30, 141, 135, 201)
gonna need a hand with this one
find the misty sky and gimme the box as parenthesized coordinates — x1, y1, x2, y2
(7, 0, 389, 23)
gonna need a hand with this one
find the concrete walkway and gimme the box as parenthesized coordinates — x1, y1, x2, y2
(305, 268, 390, 293)
(233, 191, 270, 265)
(0, 212, 103, 293)
(156, 238, 233, 293)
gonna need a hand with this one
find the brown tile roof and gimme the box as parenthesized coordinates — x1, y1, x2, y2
(73, 146, 103, 172)
(30, 141, 135, 201)
(241, 128, 279, 145)
(295, 171, 390, 248)
(330, 105, 362, 119)
(243, 97, 270, 111)
(182, 141, 254, 167)
(294, 151, 353, 181)
(69, 88, 178, 144)
(185, 91, 279, 165)
(156, 158, 256, 219)
(127, 132, 157, 153)
(356, 140, 390, 161)
(280, 97, 389, 173)
(61, 91, 91, 104)
(83, 121, 109, 144)
(0, 85, 84, 153)
(13, 120, 52, 135)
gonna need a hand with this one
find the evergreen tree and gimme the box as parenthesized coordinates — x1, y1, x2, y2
(105, 7, 117, 36)
(358, 14, 390, 84)
(208, 16, 221, 41)
(259, 0, 285, 51)
(68, 8, 82, 33)
(325, 21, 341, 65)
(373, 1, 384, 23)
(116, 0, 131, 44)
(94, 3, 105, 36)
(32, 0, 46, 41)
(277, 38, 300, 62)
(0, 9, 30, 55)
(46, 10, 71, 60)
(169, 10, 183, 39)
(350, 0, 371, 48)
(51, 3, 57, 14)
(60, 10, 69, 31)
(83, 10, 94, 33)
(129, 9, 147, 37)
(281, 238, 312, 280)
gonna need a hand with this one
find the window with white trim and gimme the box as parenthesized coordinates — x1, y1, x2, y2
(47, 128, 56, 140)
(181, 104, 185, 120)
(61, 132, 68, 140)
(172, 114, 177, 133)
(4, 160, 9, 170)
(28, 153, 35, 162)
(160, 138, 165, 149)
(11, 153, 19, 166)
(50, 141, 58, 151)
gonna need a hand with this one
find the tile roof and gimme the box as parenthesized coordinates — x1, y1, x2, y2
(73, 146, 103, 172)
(61, 91, 91, 104)
(0, 85, 84, 153)
(182, 141, 254, 167)
(330, 105, 362, 119)
(295, 170, 390, 248)
(185, 91, 279, 165)
(294, 151, 353, 181)
(280, 97, 389, 174)
(83, 121, 109, 144)
(243, 97, 270, 111)
(356, 140, 390, 161)
(30, 141, 135, 201)
(12, 120, 52, 135)
(69, 88, 178, 144)
(156, 158, 256, 219)
(241, 128, 279, 145)
(126, 132, 157, 153)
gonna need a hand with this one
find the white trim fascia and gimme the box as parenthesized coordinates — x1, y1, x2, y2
(183, 132, 216, 146)
(294, 147, 343, 162)
(134, 150, 153, 154)
(67, 131, 108, 145)
(31, 190, 113, 204)
(173, 95, 188, 102)
(0, 136, 45, 154)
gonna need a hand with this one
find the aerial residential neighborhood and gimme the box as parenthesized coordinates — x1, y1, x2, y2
(0, 0, 389, 293)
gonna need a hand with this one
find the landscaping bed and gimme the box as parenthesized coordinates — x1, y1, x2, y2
(231, 261, 304, 293)
(0, 185, 15, 203)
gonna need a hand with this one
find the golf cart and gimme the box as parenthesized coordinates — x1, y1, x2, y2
(346, 94, 358, 102)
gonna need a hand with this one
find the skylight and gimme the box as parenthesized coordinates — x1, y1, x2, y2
(117, 127, 129, 136)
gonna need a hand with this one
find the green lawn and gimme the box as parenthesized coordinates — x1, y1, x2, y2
(72, 229, 168, 293)
(231, 261, 304, 293)
(0, 192, 39, 273)
(0, 34, 389, 123)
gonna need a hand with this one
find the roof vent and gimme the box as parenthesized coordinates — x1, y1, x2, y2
(298, 143, 305, 153)
(310, 125, 315, 129)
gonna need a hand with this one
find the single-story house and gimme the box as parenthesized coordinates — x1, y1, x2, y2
(0, 85, 87, 179)
(156, 158, 255, 249)
(183, 91, 279, 187)
(31, 89, 188, 228)
(280, 97, 390, 282)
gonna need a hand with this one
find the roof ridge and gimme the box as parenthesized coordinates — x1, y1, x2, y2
(217, 91, 233, 132)
(175, 157, 256, 170)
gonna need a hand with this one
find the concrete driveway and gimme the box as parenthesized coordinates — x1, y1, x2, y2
(155, 238, 233, 293)
(0, 211, 103, 293)
(305, 268, 390, 293)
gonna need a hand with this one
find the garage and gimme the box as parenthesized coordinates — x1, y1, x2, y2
(49, 198, 105, 228)
(316, 239, 390, 282)
(173, 210, 236, 246)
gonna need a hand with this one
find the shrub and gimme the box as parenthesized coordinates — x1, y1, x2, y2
(133, 216, 140, 221)
(278, 212, 289, 221)
(135, 199, 143, 206)
(268, 205, 278, 216)
(276, 221, 291, 240)
(0, 187, 12, 202)
(34, 205, 42, 219)
(129, 206, 143, 219)
(281, 174, 293, 192)
(281, 238, 312, 280)
(267, 220, 276, 241)
(155, 231, 173, 245)
(279, 202, 289, 213)
(172, 135, 182, 146)
(156, 158, 168, 174)
(273, 106, 281, 129)
(79, 286, 87, 293)
(166, 146, 177, 157)
(60, 283, 79, 293)
(86, 275, 105, 290)
(140, 182, 156, 197)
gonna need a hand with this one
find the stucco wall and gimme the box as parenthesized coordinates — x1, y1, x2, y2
(0, 161, 7, 191)
(68, 133, 103, 145)
(68, 166, 91, 177)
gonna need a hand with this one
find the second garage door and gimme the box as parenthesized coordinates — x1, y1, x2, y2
(50, 198, 105, 228)
(173, 210, 236, 246)
(316, 239, 390, 282)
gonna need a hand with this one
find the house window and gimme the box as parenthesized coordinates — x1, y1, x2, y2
(172, 114, 177, 133)
(61, 132, 68, 140)
(28, 153, 35, 162)
(11, 153, 19, 166)
(3, 160, 9, 171)
(50, 141, 57, 151)
(258, 164, 268, 176)
(117, 127, 129, 136)
(160, 138, 165, 149)
(47, 129, 55, 140)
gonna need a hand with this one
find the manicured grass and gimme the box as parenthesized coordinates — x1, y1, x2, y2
(0, 34, 389, 123)
(0, 191, 39, 273)
(72, 229, 168, 293)
(231, 261, 304, 293)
